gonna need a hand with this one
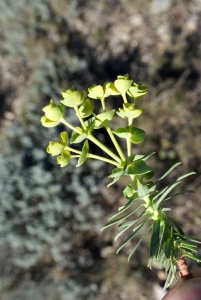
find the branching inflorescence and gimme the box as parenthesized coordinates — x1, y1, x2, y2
(41, 74, 201, 288)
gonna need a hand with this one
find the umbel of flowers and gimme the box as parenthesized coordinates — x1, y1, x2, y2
(41, 74, 201, 289)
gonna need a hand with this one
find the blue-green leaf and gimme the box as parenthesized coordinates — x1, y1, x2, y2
(150, 219, 161, 257)
(78, 99, 94, 118)
(125, 160, 154, 176)
(95, 110, 115, 128)
(76, 140, 89, 167)
(109, 197, 139, 221)
(84, 117, 95, 134)
(127, 83, 148, 99)
(102, 204, 143, 231)
(128, 224, 153, 261)
(116, 108, 144, 119)
(117, 218, 151, 254)
(113, 126, 146, 144)
(138, 184, 150, 197)
(57, 149, 71, 167)
(70, 130, 87, 144)
(108, 167, 124, 178)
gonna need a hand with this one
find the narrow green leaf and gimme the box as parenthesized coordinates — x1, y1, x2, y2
(177, 172, 196, 181)
(76, 140, 89, 167)
(157, 217, 169, 255)
(150, 162, 182, 189)
(184, 236, 201, 244)
(159, 162, 182, 180)
(128, 224, 153, 261)
(133, 152, 155, 162)
(150, 219, 161, 257)
(107, 175, 121, 187)
(102, 204, 144, 231)
(168, 218, 185, 235)
(164, 264, 177, 290)
(109, 197, 139, 221)
(161, 208, 171, 212)
(179, 246, 197, 253)
(164, 227, 174, 259)
(175, 233, 201, 245)
(117, 218, 150, 254)
(155, 181, 181, 207)
(177, 240, 197, 248)
(162, 190, 194, 202)
(118, 207, 147, 228)
(182, 252, 201, 262)
(165, 238, 174, 259)
(174, 245, 180, 260)
(114, 222, 135, 242)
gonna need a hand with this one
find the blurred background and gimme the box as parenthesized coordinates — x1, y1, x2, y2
(0, 0, 201, 299)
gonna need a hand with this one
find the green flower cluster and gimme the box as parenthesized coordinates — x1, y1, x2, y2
(41, 74, 201, 289)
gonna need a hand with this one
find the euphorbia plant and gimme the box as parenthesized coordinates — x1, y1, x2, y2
(41, 74, 201, 289)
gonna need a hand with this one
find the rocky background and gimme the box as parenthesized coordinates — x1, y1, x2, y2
(0, 0, 201, 299)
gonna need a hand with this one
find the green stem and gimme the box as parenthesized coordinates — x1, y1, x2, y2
(88, 153, 119, 166)
(61, 118, 121, 163)
(88, 134, 122, 164)
(99, 96, 126, 162)
(101, 97, 106, 112)
(75, 106, 87, 130)
(106, 126, 126, 161)
(127, 118, 133, 157)
(61, 118, 82, 134)
(64, 146, 119, 166)
(122, 93, 128, 103)
(127, 138, 132, 157)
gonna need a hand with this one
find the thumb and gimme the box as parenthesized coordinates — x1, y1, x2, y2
(162, 269, 201, 300)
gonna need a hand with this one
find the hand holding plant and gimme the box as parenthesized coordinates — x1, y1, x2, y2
(41, 74, 201, 289)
